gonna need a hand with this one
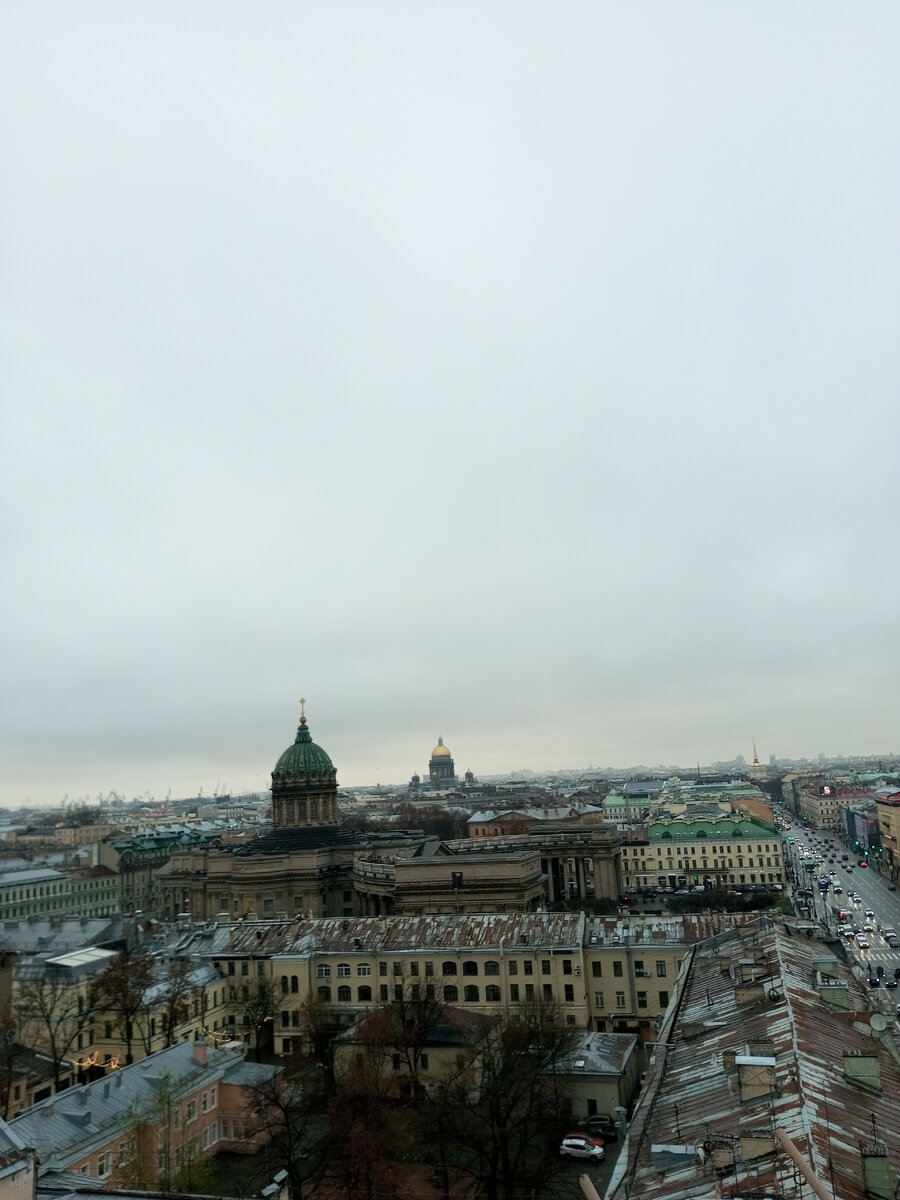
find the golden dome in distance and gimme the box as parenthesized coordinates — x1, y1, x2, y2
(431, 736, 451, 757)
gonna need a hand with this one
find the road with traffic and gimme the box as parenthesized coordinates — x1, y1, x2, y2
(782, 819, 900, 998)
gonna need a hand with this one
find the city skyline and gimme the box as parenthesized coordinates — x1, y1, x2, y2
(3, 5, 900, 808)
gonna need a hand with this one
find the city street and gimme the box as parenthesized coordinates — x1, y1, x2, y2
(782, 821, 900, 1004)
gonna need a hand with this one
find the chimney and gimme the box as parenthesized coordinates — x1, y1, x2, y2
(193, 1036, 208, 1066)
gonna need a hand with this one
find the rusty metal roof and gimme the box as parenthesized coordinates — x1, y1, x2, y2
(615, 915, 900, 1200)
(223, 911, 586, 956)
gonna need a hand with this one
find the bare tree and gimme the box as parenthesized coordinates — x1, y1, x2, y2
(0, 1006, 18, 1119)
(246, 1051, 331, 1200)
(240, 977, 276, 1060)
(14, 968, 95, 1088)
(94, 951, 155, 1063)
(421, 1000, 578, 1200)
(157, 960, 199, 1048)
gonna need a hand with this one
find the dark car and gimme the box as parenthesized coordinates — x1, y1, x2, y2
(578, 1117, 619, 1142)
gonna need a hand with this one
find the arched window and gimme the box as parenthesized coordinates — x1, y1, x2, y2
(280, 976, 289, 995)
(358, 985, 372, 1002)
(443, 985, 459, 1003)
(696, 830, 707, 839)
(483, 961, 500, 976)
(442, 961, 457, 976)
(317, 986, 331, 1002)
(337, 963, 351, 977)
(337, 986, 351, 1002)
(660, 830, 672, 839)
(464, 985, 480, 1002)
(462, 961, 478, 976)
(485, 985, 501, 1002)
(291, 976, 299, 994)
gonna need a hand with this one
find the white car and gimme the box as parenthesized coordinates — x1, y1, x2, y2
(560, 1135, 605, 1161)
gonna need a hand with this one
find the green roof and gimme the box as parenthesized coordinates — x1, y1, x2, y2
(272, 720, 335, 781)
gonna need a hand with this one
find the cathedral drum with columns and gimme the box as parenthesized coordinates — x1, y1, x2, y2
(428, 736, 457, 787)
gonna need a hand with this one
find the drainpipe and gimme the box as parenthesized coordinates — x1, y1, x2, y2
(774, 1128, 833, 1200)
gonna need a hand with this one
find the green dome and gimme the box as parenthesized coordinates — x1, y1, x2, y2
(272, 719, 335, 780)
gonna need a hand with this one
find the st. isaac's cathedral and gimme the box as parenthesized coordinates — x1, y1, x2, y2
(158, 709, 621, 921)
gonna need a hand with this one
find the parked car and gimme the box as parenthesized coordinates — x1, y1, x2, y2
(560, 1135, 605, 1160)
(578, 1117, 619, 1142)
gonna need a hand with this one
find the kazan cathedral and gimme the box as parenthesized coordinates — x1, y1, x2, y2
(157, 711, 422, 921)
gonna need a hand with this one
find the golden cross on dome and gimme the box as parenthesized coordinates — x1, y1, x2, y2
(299, 697, 307, 724)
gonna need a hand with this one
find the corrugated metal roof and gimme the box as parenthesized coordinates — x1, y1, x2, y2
(224, 912, 586, 956)
(615, 916, 900, 1200)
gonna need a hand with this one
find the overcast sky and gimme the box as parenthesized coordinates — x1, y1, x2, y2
(2, 3, 899, 807)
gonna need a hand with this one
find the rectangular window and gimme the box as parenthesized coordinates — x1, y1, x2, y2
(209, 1086, 216, 1107)
(241, 960, 249, 975)
(409, 962, 419, 976)
(420, 1053, 429, 1070)
(202, 1090, 209, 1113)
(379, 962, 388, 976)
(379, 985, 388, 1001)
(594, 991, 604, 1008)
(525, 983, 535, 1000)
(637, 991, 647, 1008)
(425, 962, 434, 976)
(523, 961, 533, 976)
(507, 960, 518, 975)
(563, 959, 572, 975)
(615, 992, 626, 1009)
(656, 961, 667, 978)
(541, 960, 551, 975)
(394, 985, 403, 1000)
(393, 962, 402, 976)
(357, 963, 371, 976)
(659, 990, 669, 1007)
(591, 962, 602, 978)
(187, 1100, 197, 1123)
(263, 898, 274, 913)
(97, 1152, 112, 1177)
(564, 984, 574, 1002)
(510, 984, 520, 1002)
(543, 984, 553, 999)
(613, 962, 623, 978)
(174, 1109, 182, 1132)
(293, 896, 304, 909)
